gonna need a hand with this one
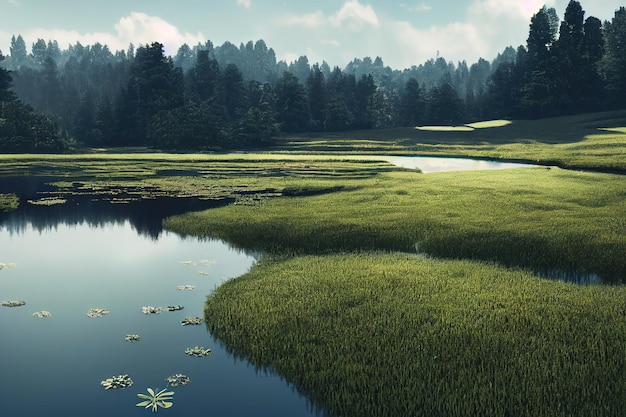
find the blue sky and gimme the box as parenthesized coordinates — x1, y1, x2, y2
(1, 0, 624, 69)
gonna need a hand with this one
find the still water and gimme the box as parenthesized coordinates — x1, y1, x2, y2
(384, 156, 536, 172)
(0, 217, 321, 416)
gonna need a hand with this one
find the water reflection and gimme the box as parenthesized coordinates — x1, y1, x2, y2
(0, 181, 324, 417)
(0, 176, 231, 238)
(385, 156, 536, 172)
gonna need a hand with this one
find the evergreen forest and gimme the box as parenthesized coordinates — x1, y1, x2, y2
(1, 1, 626, 152)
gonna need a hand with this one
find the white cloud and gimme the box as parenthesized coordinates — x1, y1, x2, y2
(281, 11, 325, 28)
(382, 20, 489, 68)
(469, 0, 555, 20)
(403, 3, 432, 13)
(114, 12, 205, 54)
(236, 0, 252, 9)
(9, 12, 205, 57)
(321, 39, 341, 48)
(330, 0, 379, 29)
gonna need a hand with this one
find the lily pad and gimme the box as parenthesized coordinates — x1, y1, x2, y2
(185, 345, 212, 357)
(176, 284, 196, 291)
(181, 316, 203, 326)
(2, 300, 26, 307)
(86, 307, 109, 317)
(167, 305, 184, 311)
(166, 374, 190, 387)
(101, 374, 133, 390)
(141, 306, 163, 314)
(33, 310, 52, 318)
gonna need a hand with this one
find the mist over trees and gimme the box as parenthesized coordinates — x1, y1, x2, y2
(1, 0, 625, 152)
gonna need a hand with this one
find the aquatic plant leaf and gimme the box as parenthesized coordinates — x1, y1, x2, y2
(136, 388, 174, 412)
(100, 374, 133, 390)
(165, 374, 190, 387)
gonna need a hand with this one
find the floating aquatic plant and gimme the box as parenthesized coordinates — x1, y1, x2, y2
(167, 305, 184, 311)
(181, 316, 203, 326)
(124, 334, 141, 342)
(32, 311, 52, 318)
(27, 197, 67, 206)
(165, 374, 190, 387)
(101, 374, 133, 390)
(142, 306, 163, 314)
(198, 271, 209, 276)
(176, 285, 196, 291)
(0, 262, 17, 270)
(86, 308, 109, 317)
(185, 346, 212, 357)
(136, 388, 174, 412)
(2, 300, 26, 307)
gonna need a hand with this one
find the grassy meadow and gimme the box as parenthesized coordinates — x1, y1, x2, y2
(165, 167, 626, 281)
(279, 110, 626, 172)
(205, 253, 626, 417)
(1, 110, 626, 416)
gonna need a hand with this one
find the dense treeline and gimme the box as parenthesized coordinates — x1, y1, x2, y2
(1, 1, 625, 152)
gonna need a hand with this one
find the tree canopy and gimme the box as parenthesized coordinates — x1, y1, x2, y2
(0, 0, 625, 152)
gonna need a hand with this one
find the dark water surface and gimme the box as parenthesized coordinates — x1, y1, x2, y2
(0, 180, 323, 417)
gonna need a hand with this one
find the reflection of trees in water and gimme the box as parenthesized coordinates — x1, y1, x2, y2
(0, 176, 230, 239)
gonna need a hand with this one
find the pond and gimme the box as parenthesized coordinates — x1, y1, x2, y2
(0, 205, 325, 416)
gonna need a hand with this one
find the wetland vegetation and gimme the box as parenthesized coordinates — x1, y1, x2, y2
(1, 110, 625, 416)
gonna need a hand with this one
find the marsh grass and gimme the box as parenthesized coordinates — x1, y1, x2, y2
(205, 253, 626, 417)
(0, 193, 19, 212)
(166, 167, 626, 282)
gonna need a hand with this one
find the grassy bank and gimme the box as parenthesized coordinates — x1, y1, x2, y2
(165, 167, 626, 281)
(278, 110, 626, 172)
(205, 253, 626, 417)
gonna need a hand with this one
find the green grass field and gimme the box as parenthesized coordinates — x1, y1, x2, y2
(278, 110, 626, 172)
(165, 167, 626, 281)
(205, 253, 626, 417)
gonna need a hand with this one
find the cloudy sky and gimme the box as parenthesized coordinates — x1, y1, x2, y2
(0, 0, 623, 69)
